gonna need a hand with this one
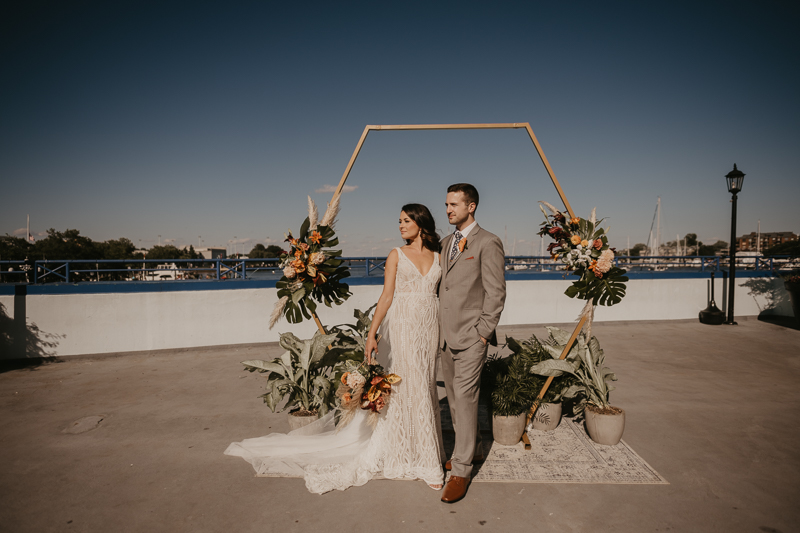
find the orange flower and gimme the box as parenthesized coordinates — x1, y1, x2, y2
(291, 259, 306, 273)
(580, 239, 589, 248)
(294, 249, 303, 258)
(309, 231, 321, 244)
(589, 260, 598, 271)
(342, 392, 352, 403)
(458, 238, 467, 252)
(341, 372, 350, 385)
(570, 235, 582, 245)
(570, 217, 580, 225)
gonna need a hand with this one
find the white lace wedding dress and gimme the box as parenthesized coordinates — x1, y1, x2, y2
(225, 247, 445, 493)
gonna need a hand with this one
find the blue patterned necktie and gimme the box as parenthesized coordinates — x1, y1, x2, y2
(450, 231, 463, 261)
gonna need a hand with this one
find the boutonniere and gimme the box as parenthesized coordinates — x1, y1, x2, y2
(458, 238, 467, 253)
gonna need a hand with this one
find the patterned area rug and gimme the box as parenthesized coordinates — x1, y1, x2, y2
(255, 403, 668, 485)
(443, 404, 668, 485)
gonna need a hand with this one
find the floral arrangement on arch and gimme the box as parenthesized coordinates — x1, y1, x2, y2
(270, 195, 352, 327)
(538, 202, 628, 307)
(335, 360, 401, 427)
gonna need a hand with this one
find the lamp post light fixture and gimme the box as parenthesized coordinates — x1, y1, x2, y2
(724, 164, 745, 325)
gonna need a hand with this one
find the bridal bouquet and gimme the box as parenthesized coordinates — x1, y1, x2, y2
(270, 196, 352, 327)
(538, 202, 628, 306)
(335, 360, 401, 427)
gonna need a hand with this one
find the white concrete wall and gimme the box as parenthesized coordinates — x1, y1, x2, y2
(0, 276, 792, 358)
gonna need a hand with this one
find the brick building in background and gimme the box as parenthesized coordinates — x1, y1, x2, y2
(736, 231, 797, 252)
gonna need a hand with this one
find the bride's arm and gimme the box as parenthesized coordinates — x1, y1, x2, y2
(364, 249, 399, 364)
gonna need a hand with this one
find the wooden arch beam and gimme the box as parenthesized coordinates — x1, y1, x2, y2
(328, 123, 586, 450)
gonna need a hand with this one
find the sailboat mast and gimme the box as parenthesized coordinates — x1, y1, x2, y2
(757, 220, 761, 254)
(656, 196, 661, 256)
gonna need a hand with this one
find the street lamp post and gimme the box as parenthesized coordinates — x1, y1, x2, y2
(724, 164, 745, 325)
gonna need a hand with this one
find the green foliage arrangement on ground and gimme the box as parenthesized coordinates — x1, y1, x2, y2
(481, 334, 580, 417)
(242, 307, 375, 416)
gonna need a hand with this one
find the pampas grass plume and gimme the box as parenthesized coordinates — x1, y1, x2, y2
(539, 201, 560, 216)
(307, 196, 318, 229)
(269, 295, 289, 329)
(321, 193, 341, 228)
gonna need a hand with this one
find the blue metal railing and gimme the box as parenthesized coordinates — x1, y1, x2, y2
(0, 255, 794, 284)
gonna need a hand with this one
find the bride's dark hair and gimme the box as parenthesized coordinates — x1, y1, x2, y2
(401, 203, 441, 253)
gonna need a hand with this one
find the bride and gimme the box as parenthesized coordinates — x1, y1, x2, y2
(225, 203, 446, 493)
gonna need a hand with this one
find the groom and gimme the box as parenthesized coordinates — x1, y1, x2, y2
(438, 183, 506, 503)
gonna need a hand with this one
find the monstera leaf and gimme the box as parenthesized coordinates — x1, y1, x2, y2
(565, 267, 628, 306)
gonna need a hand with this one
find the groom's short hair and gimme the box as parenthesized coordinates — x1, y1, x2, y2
(447, 183, 479, 210)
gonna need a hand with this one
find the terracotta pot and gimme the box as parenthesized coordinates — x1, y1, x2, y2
(287, 410, 318, 431)
(492, 413, 527, 445)
(584, 405, 625, 445)
(530, 402, 562, 431)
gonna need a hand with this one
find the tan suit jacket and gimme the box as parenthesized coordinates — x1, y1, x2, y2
(438, 224, 507, 350)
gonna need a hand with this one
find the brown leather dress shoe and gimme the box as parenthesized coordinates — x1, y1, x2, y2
(441, 475, 470, 503)
(444, 452, 485, 471)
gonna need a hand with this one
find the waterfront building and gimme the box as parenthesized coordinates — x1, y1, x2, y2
(195, 247, 227, 259)
(736, 231, 797, 252)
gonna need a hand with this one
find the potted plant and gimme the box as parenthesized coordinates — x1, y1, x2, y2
(241, 330, 341, 430)
(530, 327, 623, 445)
(482, 335, 574, 444)
(784, 273, 800, 327)
(241, 307, 373, 431)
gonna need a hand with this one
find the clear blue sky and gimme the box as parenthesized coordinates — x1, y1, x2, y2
(2, 0, 798, 256)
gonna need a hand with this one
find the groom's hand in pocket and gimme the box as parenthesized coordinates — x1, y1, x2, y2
(480, 336, 488, 346)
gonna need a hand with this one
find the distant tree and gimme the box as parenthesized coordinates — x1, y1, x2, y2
(95, 238, 138, 281)
(248, 244, 269, 258)
(146, 245, 183, 261)
(763, 240, 800, 258)
(629, 243, 648, 256)
(685, 233, 698, 246)
(145, 244, 199, 261)
(266, 245, 284, 257)
(100, 238, 137, 260)
(182, 245, 199, 260)
(32, 229, 101, 261)
(697, 240, 728, 256)
(248, 244, 284, 259)
(0, 235, 33, 261)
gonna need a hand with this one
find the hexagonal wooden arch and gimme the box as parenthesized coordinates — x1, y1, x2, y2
(326, 123, 588, 447)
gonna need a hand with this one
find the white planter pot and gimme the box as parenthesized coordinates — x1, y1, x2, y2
(530, 402, 562, 431)
(584, 405, 625, 445)
(492, 413, 527, 445)
(287, 410, 318, 431)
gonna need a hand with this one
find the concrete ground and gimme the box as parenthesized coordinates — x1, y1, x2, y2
(1, 318, 799, 533)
